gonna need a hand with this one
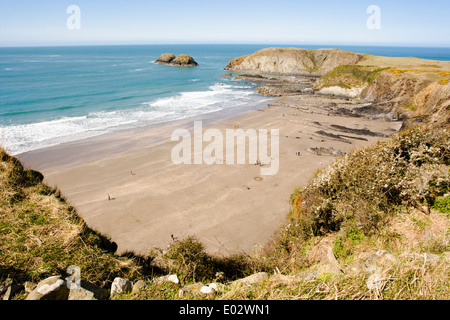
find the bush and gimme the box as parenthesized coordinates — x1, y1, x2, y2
(289, 125, 450, 239)
(164, 236, 215, 283)
(163, 236, 266, 284)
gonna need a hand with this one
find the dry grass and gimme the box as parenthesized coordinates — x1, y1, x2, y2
(0, 149, 143, 288)
(215, 257, 448, 300)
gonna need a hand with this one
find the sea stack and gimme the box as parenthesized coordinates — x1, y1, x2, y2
(155, 53, 198, 67)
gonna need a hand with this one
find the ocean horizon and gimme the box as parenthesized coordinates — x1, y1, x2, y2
(1, 44, 450, 155)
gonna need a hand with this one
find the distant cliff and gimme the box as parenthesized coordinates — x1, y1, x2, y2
(224, 47, 364, 76)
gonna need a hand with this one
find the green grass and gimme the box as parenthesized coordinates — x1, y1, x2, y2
(316, 65, 388, 89)
(333, 228, 366, 264)
(432, 195, 450, 214)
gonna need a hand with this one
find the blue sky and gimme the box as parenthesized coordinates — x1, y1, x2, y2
(0, 0, 449, 47)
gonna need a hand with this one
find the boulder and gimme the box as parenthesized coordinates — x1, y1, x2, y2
(132, 280, 148, 294)
(110, 278, 133, 296)
(68, 280, 109, 300)
(26, 276, 69, 300)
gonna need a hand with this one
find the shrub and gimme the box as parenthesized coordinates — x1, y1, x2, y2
(289, 125, 450, 239)
(164, 236, 215, 283)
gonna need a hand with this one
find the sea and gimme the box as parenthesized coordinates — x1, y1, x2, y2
(1, 44, 450, 155)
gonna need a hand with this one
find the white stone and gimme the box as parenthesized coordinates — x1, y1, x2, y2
(200, 286, 213, 294)
(168, 274, 179, 284)
(111, 278, 133, 296)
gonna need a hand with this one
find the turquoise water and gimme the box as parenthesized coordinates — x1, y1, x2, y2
(1, 44, 449, 155)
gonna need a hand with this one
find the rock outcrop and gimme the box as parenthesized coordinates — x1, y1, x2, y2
(155, 53, 176, 64)
(155, 53, 198, 67)
(225, 47, 364, 76)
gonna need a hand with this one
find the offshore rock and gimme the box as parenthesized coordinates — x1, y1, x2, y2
(155, 53, 198, 67)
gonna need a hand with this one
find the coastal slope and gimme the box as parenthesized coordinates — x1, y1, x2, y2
(226, 47, 450, 127)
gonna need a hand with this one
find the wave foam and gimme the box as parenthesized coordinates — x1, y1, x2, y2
(0, 84, 266, 155)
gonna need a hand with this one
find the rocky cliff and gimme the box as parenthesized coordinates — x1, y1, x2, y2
(314, 65, 450, 127)
(224, 47, 365, 76)
(226, 48, 450, 127)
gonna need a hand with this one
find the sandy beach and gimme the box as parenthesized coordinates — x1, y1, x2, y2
(18, 93, 403, 256)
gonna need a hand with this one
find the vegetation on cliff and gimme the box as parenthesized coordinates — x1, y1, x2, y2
(285, 125, 449, 247)
(0, 148, 143, 288)
(314, 65, 388, 90)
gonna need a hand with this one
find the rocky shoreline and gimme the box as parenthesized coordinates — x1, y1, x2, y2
(224, 47, 450, 127)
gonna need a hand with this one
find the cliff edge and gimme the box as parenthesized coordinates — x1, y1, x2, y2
(224, 47, 365, 76)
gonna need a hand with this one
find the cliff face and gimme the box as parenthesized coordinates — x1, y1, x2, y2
(315, 67, 450, 126)
(225, 47, 365, 76)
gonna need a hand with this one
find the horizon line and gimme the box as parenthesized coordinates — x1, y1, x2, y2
(1, 43, 450, 49)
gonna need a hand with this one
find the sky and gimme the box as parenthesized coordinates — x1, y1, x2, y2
(0, 0, 449, 47)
